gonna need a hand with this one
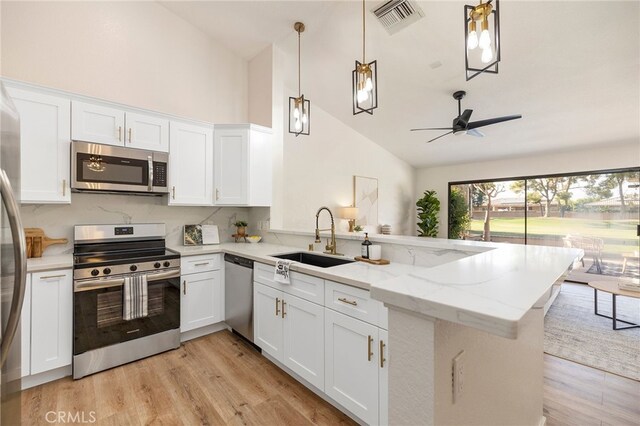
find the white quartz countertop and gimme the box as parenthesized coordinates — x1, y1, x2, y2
(27, 254, 73, 272)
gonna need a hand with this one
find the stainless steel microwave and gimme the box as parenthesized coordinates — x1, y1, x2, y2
(71, 141, 169, 195)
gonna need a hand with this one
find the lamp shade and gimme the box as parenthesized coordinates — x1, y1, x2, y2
(340, 207, 359, 220)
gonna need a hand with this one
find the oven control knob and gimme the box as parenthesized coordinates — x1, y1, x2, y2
(163, 261, 170, 267)
(154, 262, 161, 269)
(103, 268, 111, 275)
(130, 265, 138, 272)
(91, 269, 99, 276)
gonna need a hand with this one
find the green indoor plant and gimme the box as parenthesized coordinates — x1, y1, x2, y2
(416, 190, 440, 237)
(234, 220, 248, 236)
(448, 187, 470, 239)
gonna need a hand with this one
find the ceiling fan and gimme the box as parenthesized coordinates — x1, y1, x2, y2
(411, 91, 522, 143)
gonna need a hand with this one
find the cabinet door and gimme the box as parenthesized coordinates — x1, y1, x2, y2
(125, 112, 169, 152)
(379, 329, 389, 426)
(169, 122, 214, 206)
(8, 88, 71, 204)
(71, 101, 125, 146)
(181, 271, 221, 332)
(325, 309, 379, 425)
(30, 270, 72, 374)
(253, 283, 283, 362)
(214, 128, 248, 205)
(283, 294, 324, 391)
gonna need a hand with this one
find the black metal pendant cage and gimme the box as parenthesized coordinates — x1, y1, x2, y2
(288, 95, 311, 136)
(352, 60, 378, 115)
(464, 0, 501, 81)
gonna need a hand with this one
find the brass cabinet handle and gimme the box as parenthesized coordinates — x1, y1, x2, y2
(39, 274, 66, 280)
(118, 126, 122, 142)
(338, 297, 357, 306)
(183, 280, 187, 295)
(367, 335, 373, 361)
(380, 340, 386, 368)
(282, 300, 286, 318)
(275, 297, 280, 316)
(172, 186, 176, 200)
(62, 179, 66, 197)
(128, 128, 132, 143)
(194, 262, 209, 266)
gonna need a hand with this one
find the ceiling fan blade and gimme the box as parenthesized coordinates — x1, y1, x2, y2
(411, 127, 455, 132)
(426, 131, 453, 144)
(467, 115, 522, 130)
(467, 128, 484, 137)
(458, 109, 473, 126)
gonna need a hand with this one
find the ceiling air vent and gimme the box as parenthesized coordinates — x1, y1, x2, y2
(372, 0, 424, 35)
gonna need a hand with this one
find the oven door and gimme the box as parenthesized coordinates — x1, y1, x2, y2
(73, 269, 180, 356)
(71, 141, 168, 193)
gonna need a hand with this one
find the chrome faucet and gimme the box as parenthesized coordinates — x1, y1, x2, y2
(315, 207, 340, 255)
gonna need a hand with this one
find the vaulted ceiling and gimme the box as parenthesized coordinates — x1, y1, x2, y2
(161, 1, 640, 168)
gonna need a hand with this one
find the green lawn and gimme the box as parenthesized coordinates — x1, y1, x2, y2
(468, 217, 638, 255)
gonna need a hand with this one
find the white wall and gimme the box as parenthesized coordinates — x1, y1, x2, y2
(416, 141, 640, 238)
(248, 46, 273, 127)
(0, 1, 247, 123)
(269, 41, 416, 235)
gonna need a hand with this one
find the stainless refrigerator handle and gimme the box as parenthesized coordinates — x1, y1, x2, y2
(148, 156, 153, 192)
(0, 169, 27, 367)
(74, 269, 181, 292)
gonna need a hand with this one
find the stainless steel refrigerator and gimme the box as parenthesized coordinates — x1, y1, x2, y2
(0, 81, 27, 425)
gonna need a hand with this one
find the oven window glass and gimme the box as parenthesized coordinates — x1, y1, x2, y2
(77, 153, 148, 186)
(74, 276, 179, 355)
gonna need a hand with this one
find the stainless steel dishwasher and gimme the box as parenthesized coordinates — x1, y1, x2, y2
(224, 254, 254, 342)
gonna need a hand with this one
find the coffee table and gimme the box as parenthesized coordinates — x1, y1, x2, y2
(588, 281, 640, 330)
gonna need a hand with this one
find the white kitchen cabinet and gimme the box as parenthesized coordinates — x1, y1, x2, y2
(30, 270, 73, 375)
(169, 121, 214, 206)
(72, 101, 125, 146)
(254, 282, 325, 390)
(254, 282, 284, 360)
(181, 270, 222, 332)
(214, 124, 272, 206)
(7, 87, 71, 204)
(180, 254, 223, 333)
(72, 101, 169, 152)
(378, 328, 389, 426)
(124, 112, 169, 152)
(325, 309, 380, 425)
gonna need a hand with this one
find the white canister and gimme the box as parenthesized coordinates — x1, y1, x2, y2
(369, 245, 382, 261)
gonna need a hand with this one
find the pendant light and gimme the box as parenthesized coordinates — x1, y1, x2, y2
(288, 22, 310, 136)
(464, 0, 501, 81)
(352, 0, 378, 115)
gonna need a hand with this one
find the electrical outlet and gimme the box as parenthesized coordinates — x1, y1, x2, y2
(452, 350, 465, 404)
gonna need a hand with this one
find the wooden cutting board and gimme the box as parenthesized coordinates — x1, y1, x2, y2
(24, 228, 68, 258)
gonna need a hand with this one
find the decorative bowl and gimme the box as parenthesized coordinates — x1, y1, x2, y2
(247, 235, 262, 243)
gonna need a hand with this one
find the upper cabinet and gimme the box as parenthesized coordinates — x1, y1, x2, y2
(7, 87, 71, 204)
(71, 101, 168, 152)
(168, 121, 214, 206)
(214, 124, 272, 206)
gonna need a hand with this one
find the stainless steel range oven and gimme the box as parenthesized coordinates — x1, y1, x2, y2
(73, 224, 180, 379)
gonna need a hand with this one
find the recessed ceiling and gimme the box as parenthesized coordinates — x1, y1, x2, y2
(161, 1, 640, 168)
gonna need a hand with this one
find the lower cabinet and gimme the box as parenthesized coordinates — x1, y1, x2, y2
(325, 309, 380, 425)
(379, 329, 389, 426)
(253, 282, 324, 390)
(180, 255, 223, 333)
(21, 270, 73, 377)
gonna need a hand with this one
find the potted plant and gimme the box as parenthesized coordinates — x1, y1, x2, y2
(234, 220, 248, 236)
(416, 190, 440, 237)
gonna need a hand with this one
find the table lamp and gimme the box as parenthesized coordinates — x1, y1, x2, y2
(340, 206, 359, 232)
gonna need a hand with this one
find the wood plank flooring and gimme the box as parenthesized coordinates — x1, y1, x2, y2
(22, 330, 640, 425)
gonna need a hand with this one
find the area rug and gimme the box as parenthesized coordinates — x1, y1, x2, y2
(586, 261, 639, 279)
(544, 283, 640, 380)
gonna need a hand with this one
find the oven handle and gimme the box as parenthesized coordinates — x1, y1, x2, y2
(74, 268, 181, 292)
(148, 155, 153, 192)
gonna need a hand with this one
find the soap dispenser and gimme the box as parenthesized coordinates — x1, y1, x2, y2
(361, 232, 372, 259)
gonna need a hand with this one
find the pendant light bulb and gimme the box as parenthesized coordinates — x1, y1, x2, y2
(467, 20, 478, 50)
(293, 106, 300, 119)
(294, 118, 302, 131)
(301, 112, 308, 124)
(364, 76, 373, 92)
(479, 29, 491, 49)
(481, 47, 493, 63)
(357, 89, 369, 103)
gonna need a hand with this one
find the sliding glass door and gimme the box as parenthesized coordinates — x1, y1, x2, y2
(449, 168, 640, 283)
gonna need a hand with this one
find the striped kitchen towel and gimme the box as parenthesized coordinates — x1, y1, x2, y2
(123, 274, 149, 320)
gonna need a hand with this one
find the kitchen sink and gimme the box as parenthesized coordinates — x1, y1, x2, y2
(271, 252, 355, 268)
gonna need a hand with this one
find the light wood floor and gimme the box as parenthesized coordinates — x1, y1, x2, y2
(22, 330, 640, 425)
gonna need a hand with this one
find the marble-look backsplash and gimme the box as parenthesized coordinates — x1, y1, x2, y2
(20, 193, 250, 255)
